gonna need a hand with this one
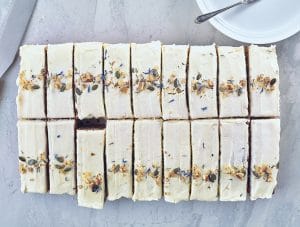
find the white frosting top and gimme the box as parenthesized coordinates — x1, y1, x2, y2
(47, 43, 74, 118)
(163, 120, 190, 203)
(17, 120, 47, 193)
(218, 46, 248, 117)
(106, 120, 133, 200)
(131, 41, 161, 118)
(248, 45, 280, 117)
(47, 120, 76, 195)
(133, 119, 162, 201)
(190, 119, 219, 201)
(162, 45, 189, 120)
(104, 43, 132, 119)
(74, 42, 105, 119)
(17, 45, 46, 119)
(250, 119, 280, 200)
(188, 45, 218, 119)
(220, 119, 249, 201)
(77, 129, 105, 209)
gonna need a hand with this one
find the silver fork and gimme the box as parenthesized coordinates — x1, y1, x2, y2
(195, 0, 260, 24)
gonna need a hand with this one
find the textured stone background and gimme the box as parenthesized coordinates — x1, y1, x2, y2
(0, 0, 300, 226)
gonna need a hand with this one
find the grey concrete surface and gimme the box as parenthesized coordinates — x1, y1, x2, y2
(0, 0, 299, 226)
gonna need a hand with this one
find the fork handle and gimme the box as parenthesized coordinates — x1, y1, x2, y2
(195, 2, 243, 23)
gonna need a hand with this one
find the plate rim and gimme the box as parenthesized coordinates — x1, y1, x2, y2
(196, 0, 300, 44)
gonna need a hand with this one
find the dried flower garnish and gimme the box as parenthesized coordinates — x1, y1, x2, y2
(75, 71, 101, 97)
(18, 152, 48, 174)
(223, 165, 246, 180)
(134, 68, 161, 93)
(191, 73, 214, 97)
(18, 69, 45, 91)
(192, 165, 202, 180)
(108, 163, 129, 175)
(134, 163, 161, 186)
(165, 74, 185, 94)
(80, 172, 103, 193)
(251, 74, 277, 93)
(252, 164, 275, 182)
(53, 154, 74, 175)
(192, 165, 217, 183)
(165, 167, 191, 183)
(219, 79, 246, 97)
(104, 61, 130, 93)
(49, 70, 73, 92)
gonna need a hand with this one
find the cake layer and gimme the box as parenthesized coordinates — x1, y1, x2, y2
(17, 120, 48, 193)
(17, 45, 46, 119)
(106, 120, 133, 200)
(188, 45, 218, 119)
(162, 45, 189, 120)
(220, 119, 249, 201)
(218, 46, 248, 117)
(47, 43, 74, 118)
(77, 129, 105, 209)
(131, 41, 161, 118)
(190, 119, 219, 201)
(133, 119, 162, 201)
(248, 45, 280, 117)
(250, 119, 280, 200)
(104, 43, 132, 119)
(74, 42, 105, 119)
(48, 120, 76, 195)
(163, 120, 191, 203)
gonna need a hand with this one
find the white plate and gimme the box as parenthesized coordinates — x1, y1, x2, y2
(196, 0, 300, 44)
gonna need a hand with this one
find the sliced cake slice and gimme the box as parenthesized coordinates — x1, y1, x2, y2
(47, 43, 74, 118)
(106, 120, 133, 200)
(48, 120, 76, 195)
(77, 129, 105, 209)
(190, 119, 219, 201)
(74, 42, 105, 119)
(162, 45, 189, 120)
(17, 45, 46, 119)
(17, 120, 48, 193)
(188, 45, 217, 119)
(220, 119, 249, 201)
(163, 120, 191, 203)
(104, 43, 132, 119)
(218, 46, 248, 117)
(133, 119, 162, 201)
(248, 45, 280, 117)
(131, 41, 161, 118)
(250, 119, 280, 200)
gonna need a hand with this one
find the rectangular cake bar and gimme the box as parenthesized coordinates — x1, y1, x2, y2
(248, 45, 280, 117)
(17, 45, 46, 119)
(77, 129, 105, 209)
(133, 119, 162, 201)
(131, 41, 162, 118)
(74, 42, 105, 119)
(47, 43, 74, 118)
(162, 45, 189, 120)
(188, 45, 218, 119)
(106, 120, 133, 200)
(104, 43, 132, 119)
(190, 119, 219, 201)
(163, 121, 191, 203)
(17, 120, 48, 193)
(218, 46, 248, 117)
(250, 119, 280, 200)
(48, 120, 76, 195)
(220, 119, 249, 201)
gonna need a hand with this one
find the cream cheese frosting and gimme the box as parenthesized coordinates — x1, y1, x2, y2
(77, 129, 105, 209)
(106, 120, 133, 200)
(74, 42, 105, 119)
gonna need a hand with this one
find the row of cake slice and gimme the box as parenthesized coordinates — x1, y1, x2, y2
(16, 42, 280, 120)
(18, 118, 280, 209)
